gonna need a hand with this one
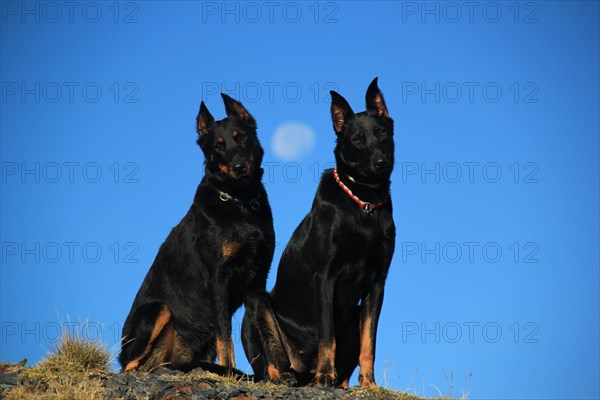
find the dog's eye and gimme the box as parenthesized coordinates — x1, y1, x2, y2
(353, 133, 366, 145)
(232, 130, 247, 140)
(375, 128, 387, 138)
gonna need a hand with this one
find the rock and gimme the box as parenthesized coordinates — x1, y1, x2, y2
(0, 372, 19, 386)
(1, 360, 415, 400)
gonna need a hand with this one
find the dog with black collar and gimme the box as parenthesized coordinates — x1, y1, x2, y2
(119, 94, 275, 374)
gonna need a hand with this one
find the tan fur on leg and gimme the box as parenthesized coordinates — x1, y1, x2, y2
(124, 305, 172, 372)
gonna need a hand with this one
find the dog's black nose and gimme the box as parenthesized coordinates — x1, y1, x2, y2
(375, 159, 388, 170)
(232, 163, 247, 175)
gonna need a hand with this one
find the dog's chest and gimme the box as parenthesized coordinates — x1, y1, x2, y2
(223, 219, 271, 252)
(191, 198, 274, 275)
(218, 206, 274, 256)
(334, 214, 393, 281)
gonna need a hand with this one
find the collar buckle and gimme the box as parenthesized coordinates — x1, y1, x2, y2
(249, 199, 261, 211)
(219, 192, 232, 202)
(219, 190, 260, 211)
(334, 168, 386, 213)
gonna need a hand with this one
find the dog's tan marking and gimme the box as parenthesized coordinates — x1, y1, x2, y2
(219, 164, 229, 174)
(232, 130, 239, 138)
(267, 363, 281, 381)
(316, 339, 336, 375)
(227, 336, 235, 367)
(359, 316, 375, 387)
(124, 359, 139, 372)
(124, 305, 172, 372)
(216, 336, 226, 366)
(139, 320, 193, 372)
(222, 240, 241, 261)
(141, 318, 175, 370)
(339, 378, 350, 390)
(216, 335, 236, 368)
(172, 327, 193, 365)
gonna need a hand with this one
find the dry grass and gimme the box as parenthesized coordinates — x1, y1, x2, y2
(172, 370, 450, 400)
(6, 375, 106, 400)
(3, 326, 458, 399)
(158, 367, 439, 399)
(6, 322, 111, 400)
(37, 332, 109, 376)
(346, 385, 451, 400)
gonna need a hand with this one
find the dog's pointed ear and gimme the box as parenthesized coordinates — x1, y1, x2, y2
(366, 77, 390, 120)
(196, 101, 215, 139)
(221, 93, 256, 128)
(330, 91, 355, 135)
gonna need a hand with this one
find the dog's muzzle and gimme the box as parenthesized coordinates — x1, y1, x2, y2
(230, 161, 253, 178)
(373, 158, 391, 173)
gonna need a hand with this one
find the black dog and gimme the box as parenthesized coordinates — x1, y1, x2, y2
(119, 94, 275, 373)
(242, 78, 395, 388)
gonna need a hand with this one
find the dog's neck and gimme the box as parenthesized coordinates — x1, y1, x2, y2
(342, 171, 383, 189)
(203, 168, 264, 202)
(334, 166, 390, 208)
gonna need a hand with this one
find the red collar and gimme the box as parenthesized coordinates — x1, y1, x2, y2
(333, 168, 387, 214)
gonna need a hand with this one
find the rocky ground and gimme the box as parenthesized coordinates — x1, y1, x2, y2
(1, 362, 432, 400)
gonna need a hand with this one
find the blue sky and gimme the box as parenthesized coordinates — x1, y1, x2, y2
(1, 1, 598, 399)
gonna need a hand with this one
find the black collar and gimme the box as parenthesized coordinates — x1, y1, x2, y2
(217, 190, 261, 211)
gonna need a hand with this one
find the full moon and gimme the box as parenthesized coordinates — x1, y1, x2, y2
(271, 121, 316, 161)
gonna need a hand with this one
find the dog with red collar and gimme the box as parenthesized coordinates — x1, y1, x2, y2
(241, 78, 395, 388)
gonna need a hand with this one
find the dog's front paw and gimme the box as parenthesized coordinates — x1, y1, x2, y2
(273, 371, 298, 387)
(358, 372, 376, 387)
(312, 372, 337, 387)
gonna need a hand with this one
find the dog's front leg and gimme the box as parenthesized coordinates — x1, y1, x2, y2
(214, 287, 236, 370)
(358, 281, 385, 387)
(314, 273, 337, 387)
